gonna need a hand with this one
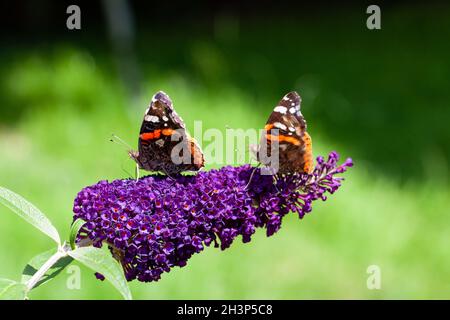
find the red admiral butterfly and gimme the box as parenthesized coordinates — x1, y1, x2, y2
(128, 91, 204, 177)
(252, 91, 313, 174)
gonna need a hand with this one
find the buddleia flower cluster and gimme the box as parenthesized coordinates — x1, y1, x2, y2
(72, 151, 353, 282)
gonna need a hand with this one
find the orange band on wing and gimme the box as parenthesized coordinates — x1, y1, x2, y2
(264, 124, 274, 131)
(140, 129, 161, 141)
(162, 129, 174, 136)
(140, 132, 154, 140)
(266, 134, 300, 146)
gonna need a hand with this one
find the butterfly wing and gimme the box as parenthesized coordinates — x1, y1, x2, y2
(259, 91, 313, 174)
(139, 91, 184, 134)
(136, 91, 204, 174)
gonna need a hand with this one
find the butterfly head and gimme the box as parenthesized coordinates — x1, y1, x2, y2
(128, 150, 141, 166)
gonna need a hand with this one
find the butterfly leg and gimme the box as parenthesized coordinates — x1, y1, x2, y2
(244, 163, 261, 190)
(135, 163, 140, 181)
(272, 174, 282, 194)
(160, 168, 178, 191)
(161, 167, 176, 181)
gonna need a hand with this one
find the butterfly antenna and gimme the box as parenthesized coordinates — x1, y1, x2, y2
(110, 133, 133, 150)
(110, 138, 127, 150)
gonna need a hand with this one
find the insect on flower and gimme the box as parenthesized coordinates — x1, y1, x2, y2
(252, 91, 313, 175)
(130, 91, 204, 178)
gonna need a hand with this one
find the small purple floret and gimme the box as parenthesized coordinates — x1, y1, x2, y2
(73, 152, 352, 282)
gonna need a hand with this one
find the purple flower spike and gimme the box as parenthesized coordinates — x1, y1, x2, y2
(73, 152, 352, 282)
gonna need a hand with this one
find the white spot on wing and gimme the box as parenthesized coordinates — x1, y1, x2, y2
(289, 107, 296, 114)
(162, 116, 169, 122)
(155, 139, 165, 147)
(274, 122, 287, 130)
(145, 115, 159, 123)
(274, 106, 287, 114)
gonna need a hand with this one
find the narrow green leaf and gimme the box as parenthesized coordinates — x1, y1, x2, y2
(0, 279, 27, 300)
(68, 246, 132, 300)
(0, 186, 60, 244)
(21, 249, 73, 289)
(70, 218, 86, 250)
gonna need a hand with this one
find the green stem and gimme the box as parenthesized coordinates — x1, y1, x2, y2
(25, 247, 68, 292)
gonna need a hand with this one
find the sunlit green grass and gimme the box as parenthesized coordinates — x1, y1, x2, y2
(0, 48, 449, 299)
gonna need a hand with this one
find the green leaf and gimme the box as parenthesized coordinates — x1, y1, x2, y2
(0, 279, 27, 300)
(21, 249, 73, 289)
(69, 218, 86, 250)
(0, 186, 60, 244)
(68, 246, 132, 300)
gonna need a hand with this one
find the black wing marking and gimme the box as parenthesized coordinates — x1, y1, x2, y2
(265, 91, 306, 136)
(139, 91, 185, 134)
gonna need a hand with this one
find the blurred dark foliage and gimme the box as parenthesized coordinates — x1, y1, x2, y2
(0, 0, 449, 182)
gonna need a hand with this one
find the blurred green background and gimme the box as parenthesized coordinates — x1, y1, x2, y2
(0, 1, 449, 299)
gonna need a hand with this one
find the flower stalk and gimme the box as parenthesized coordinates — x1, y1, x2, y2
(25, 245, 68, 292)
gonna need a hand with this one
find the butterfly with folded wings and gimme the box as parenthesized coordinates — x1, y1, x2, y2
(128, 91, 204, 178)
(252, 91, 313, 175)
